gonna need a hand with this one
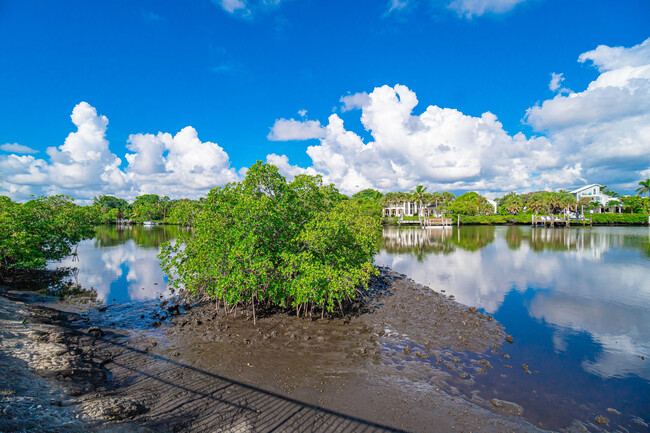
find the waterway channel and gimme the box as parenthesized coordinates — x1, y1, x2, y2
(51, 224, 650, 431)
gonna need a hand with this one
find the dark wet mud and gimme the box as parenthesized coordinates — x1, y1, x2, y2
(97, 268, 548, 432)
(2, 268, 620, 432)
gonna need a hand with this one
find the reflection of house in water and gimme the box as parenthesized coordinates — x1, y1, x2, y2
(529, 228, 611, 260)
(382, 226, 453, 253)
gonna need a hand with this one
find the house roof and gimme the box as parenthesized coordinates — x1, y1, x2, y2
(569, 184, 601, 194)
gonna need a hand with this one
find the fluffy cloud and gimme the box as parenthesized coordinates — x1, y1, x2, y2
(0, 102, 126, 201)
(268, 39, 650, 195)
(0, 102, 239, 202)
(548, 72, 565, 92)
(265, 153, 318, 179)
(124, 127, 239, 197)
(268, 84, 576, 195)
(447, 0, 529, 18)
(46, 102, 127, 191)
(526, 37, 650, 188)
(340, 92, 370, 112)
(267, 118, 327, 141)
(0, 143, 38, 154)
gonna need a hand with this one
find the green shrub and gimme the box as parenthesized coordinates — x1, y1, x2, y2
(458, 214, 532, 225)
(591, 213, 648, 225)
(159, 162, 381, 323)
(0, 195, 97, 271)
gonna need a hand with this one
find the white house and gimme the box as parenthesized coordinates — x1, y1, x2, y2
(569, 184, 619, 208)
(382, 201, 420, 217)
(382, 201, 445, 218)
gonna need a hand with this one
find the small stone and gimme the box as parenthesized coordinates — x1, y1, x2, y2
(606, 408, 621, 415)
(490, 398, 524, 416)
(479, 359, 492, 369)
(459, 372, 469, 379)
(97, 306, 106, 312)
(506, 335, 514, 344)
(88, 327, 104, 338)
(403, 346, 412, 354)
(303, 335, 311, 341)
(522, 363, 531, 374)
(594, 415, 609, 425)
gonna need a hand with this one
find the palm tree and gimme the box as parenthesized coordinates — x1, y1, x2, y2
(410, 185, 427, 223)
(636, 179, 650, 197)
(500, 192, 523, 215)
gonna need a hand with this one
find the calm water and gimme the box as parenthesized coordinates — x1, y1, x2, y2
(377, 225, 649, 431)
(52, 225, 649, 430)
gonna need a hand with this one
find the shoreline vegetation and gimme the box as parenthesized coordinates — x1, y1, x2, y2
(382, 213, 649, 226)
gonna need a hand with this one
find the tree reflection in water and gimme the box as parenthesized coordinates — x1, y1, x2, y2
(377, 225, 650, 430)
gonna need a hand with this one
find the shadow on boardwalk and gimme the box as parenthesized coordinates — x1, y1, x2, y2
(99, 336, 406, 433)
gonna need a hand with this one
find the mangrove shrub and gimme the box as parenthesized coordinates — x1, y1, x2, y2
(0, 195, 97, 272)
(159, 162, 381, 323)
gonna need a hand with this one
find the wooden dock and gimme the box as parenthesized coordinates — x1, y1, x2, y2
(398, 216, 452, 228)
(531, 214, 592, 228)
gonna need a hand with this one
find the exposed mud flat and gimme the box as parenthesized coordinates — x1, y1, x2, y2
(0, 291, 147, 432)
(94, 268, 551, 432)
(0, 268, 597, 432)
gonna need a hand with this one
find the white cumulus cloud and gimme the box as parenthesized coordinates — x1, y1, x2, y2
(526, 37, 650, 188)
(124, 127, 239, 198)
(0, 102, 239, 202)
(267, 118, 327, 141)
(267, 84, 578, 195)
(1, 102, 126, 201)
(267, 38, 650, 195)
(548, 72, 565, 92)
(0, 143, 38, 154)
(340, 92, 370, 112)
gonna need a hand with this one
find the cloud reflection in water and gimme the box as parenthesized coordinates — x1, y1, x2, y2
(377, 226, 650, 380)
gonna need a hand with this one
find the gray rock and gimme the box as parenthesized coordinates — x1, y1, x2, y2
(84, 397, 146, 421)
(87, 327, 104, 338)
(490, 398, 524, 416)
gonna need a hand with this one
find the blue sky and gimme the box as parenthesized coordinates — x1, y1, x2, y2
(1, 0, 649, 201)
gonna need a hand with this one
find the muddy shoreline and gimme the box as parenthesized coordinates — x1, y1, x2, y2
(1, 268, 567, 432)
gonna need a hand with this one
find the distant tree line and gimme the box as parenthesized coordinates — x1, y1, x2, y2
(347, 181, 650, 217)
(93, 194, 202, 226)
